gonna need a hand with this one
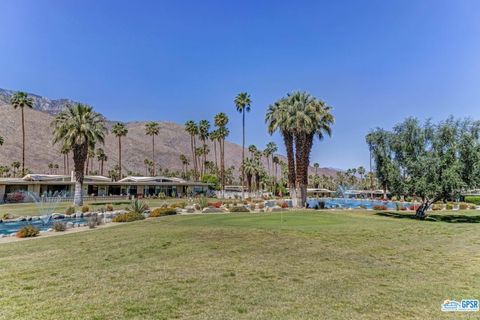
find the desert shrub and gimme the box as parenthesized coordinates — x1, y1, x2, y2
(149, 208, 177, 217)
(470, 204, 477, 209)
(446, 203, 453, 210)
(465, 196, 480, 205)
(373, 205, 388, 210)
(257, 203, 265, 209)
(459, 203, 469, 210)
(158, 192, 166, 199)
(207, 202, 222, 208)
(16, 225, 39, 238)
(106, 204, 114, 211)
(81, 205, 90, 213)
(128, 199, 149, 214)
(230, 206, 250, 213)
(88, 215, 103, 228)
(112, 212, 145, 223)
(53, 221, 67, 232)
(431, 204, 443, 211)
(198, 196, 208, 209)
(170, 202, 187, 209)
(63, 206, 74, 215)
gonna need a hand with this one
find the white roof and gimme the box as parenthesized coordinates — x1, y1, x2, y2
(118, 176, 187, 183)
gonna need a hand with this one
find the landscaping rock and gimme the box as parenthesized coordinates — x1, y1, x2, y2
(202, 207, 224, 213)
(268, 206, 286, 212)
(66, 222, 74, 229)
(51, 213, 65, 220)
(83, 212, 92, 217)
(184, 206, 196, 213)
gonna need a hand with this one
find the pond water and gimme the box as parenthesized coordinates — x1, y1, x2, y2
(0, 217, 88, 236)
(306, 198, 413, 210)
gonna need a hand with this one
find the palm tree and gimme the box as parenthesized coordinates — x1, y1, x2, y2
(60, 145, 71, 175)
(10, 92, 34, 176)
(52, 104, 107, 206)
(214, 112, 229, 194)
(242, 158, 256, 193)
(185, 120, 199, 180)
(248, 144, 257, 158)
(198, 120, 210, 178)
(272, 155, 280, 194)
(209, 129, 220, 170)
(179, 154, 189, 178)
(235, 92, 252, 199)
(0, 136, 3, 146)
(96, 148, 108, 176)
(266, 98, 297, 202)
(111, 123, 128, 179)
(145, 122, 160, 176)
(85, 146, 95, 175)
(313, 163, 320, 176)
(54, 164, 59, 174)
(357, 166, 366, 187)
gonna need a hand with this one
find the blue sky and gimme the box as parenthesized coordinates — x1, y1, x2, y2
(1, 0, 480, 170)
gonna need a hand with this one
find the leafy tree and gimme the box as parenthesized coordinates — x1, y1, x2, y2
(145, 122, 160, 176)
(10, 92, 34, 176)
(52, 104, 107, 205)
(235, 92, 252, 199)
(111, 123, 128, 179)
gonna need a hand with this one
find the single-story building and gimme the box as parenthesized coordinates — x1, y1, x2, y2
(0, 174, 210, 203)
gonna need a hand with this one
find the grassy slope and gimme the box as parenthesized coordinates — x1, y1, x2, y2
(0, 210, 479, 319)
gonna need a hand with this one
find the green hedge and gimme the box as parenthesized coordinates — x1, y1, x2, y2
(464, 196, 480, 205)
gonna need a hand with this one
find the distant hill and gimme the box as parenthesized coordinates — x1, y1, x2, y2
(0, 88, 339, 178)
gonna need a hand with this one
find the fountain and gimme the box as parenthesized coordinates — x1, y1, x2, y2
(22, 191, 65, 224)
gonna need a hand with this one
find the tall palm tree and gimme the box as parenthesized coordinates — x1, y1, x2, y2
(10, 92, 34, 176)
(52, 104, 107, 206)
(111, 123, 128, 179)
(235, 92, 252, 199)
(96, 148, 107, 176)
(198, 120, 210, 178)
(85, 146, 95, 175)
(11, 161, 20, 177)
(214, 112, 229, 193)
(60, 145, 71, 175)
(0, 136, 3, 146)
(145, 122, 160, 176)
(179, 154, 189, 178)
(314, 162, 320, 176)
(209, 129, 220, 170)
(184, 120, 199, 180)
(266, 98, 297, 202)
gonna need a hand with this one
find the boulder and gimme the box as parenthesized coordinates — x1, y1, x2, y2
(51, 213, 65, 220)
(66, 222, 74, 229)
(83, 212, 92, 217)
(202, 207, 224, 213)
(184, 206, 196, 213)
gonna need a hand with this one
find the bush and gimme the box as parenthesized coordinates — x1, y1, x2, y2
(6, 192, 25, 203)
(106, 204, 114, 211)
(16, 225, 39, 238)
(432, 204, 443, 211)
(465, 196, 480, 205)
(53, 221, 67, 232)
(230, 206, 250, 213)
(373, 205, 388, 210)
(149, 208, 177, 217)
(128, 199, 149, 214)
(81, 205, 90, 213)
(207, 202, 222, 208)
(65, 206, 75, 215)
(170, 202, 187, 209)
(281, 202, 288, 209)
(198, 196, 208, 209)
(459, 203, 469, 210)
(112, 212, 145, 223)
(446, 203, 453, 210)
(257, 203, 265, 209)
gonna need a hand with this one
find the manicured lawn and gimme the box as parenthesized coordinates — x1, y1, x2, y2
(0, 210, 479, 319)
(0, 198, 216, 217)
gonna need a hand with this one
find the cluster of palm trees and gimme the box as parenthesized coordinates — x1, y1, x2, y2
(184, 112, 230, 190)
(266, 91, 334, 207)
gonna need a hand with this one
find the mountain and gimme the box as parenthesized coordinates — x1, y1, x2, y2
(0, 88, 338, 178)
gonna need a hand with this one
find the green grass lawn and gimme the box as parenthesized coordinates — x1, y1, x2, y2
(0, 210, 479, 319)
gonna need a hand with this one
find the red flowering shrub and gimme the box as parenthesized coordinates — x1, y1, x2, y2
(207, 202, 222, 208)
(6, 192, 24, 203)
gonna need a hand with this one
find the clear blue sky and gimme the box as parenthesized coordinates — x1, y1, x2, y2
(2, 0, 480, 170)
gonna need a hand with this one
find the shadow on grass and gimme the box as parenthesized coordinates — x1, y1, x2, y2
(375, 211, 480, 223)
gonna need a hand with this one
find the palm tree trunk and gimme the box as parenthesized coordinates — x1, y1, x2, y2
(67, 154, 70, 174)
(118, 136, 122, 178)
(213, 140, 218, 171)
(73, 144, 87, 206)
(301, 133, 315, 206)
(152, 135, 156, 176)
(64, 154, 67, 175)
(242, 110, 245, 200)
(101, 160, 104, 176)
(283, 131, 296, 204)
(21, 107, 25, 176)
(221, 139, 225, 196)
(295, 133, 305, 207)
(85, 157, 89, 175)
